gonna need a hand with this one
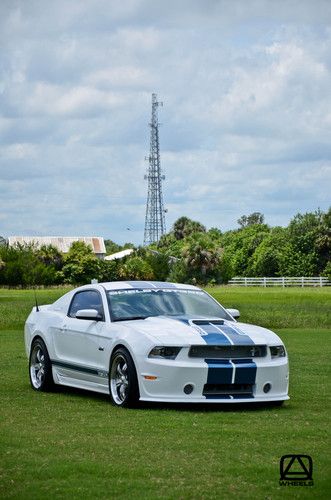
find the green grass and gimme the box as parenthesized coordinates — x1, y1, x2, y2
(0, 287, 330, 499)
(206, 286, 331, 329)
(0, 288, 72, 330)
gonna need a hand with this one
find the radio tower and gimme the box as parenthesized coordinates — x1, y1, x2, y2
(143, 93, 166, 245)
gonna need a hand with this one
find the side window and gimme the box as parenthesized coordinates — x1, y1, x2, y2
(68, 291, 104, 320)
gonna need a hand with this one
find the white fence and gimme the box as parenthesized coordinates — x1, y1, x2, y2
(228, 277, 330, 287)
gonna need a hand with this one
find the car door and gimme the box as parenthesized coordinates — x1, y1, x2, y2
(52, 289, 112, 380)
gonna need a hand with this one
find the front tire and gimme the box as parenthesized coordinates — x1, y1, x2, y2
(109, 348, 139, 407)
(29, 338, 54, 391)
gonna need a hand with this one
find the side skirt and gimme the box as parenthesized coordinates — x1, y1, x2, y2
(51, 360, 110, 395)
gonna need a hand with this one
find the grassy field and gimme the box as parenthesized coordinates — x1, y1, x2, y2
(0, 287, 330, 499)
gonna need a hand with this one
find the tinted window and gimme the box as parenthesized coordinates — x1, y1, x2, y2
(107, 289, 232, 322)
(68, 290, 104, 319)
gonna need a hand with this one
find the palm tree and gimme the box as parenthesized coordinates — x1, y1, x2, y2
(182, 234, 220, 277)
(173, 217, 206, 240)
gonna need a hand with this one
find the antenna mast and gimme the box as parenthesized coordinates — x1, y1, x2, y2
(143, 93, 166, 245)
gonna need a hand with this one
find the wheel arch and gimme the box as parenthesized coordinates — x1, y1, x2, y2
(29, 335, 54, 391)
(109, 343, 141, 399)
(29, 332, 48, 354)
(109, 343, 135, 364)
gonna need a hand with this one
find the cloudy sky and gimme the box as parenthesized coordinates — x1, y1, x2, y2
(1, 0, 330, 245)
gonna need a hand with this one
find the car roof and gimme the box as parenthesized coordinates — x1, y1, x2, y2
(99, 281, 200, 291)
(50, 281, 201, 313)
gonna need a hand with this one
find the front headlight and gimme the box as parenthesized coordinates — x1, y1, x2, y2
(270, 345, 286, 358)
(148, 346, 182, 360)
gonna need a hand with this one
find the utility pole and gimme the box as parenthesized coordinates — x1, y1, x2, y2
(143, 93, 166, 245)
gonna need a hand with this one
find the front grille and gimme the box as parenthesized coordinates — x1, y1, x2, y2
(203, 383, 253, 396)
(189, 345, 267, 359)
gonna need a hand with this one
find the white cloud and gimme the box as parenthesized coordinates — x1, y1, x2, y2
(21, 83, 125, 117)
(2, 143, 38, 160)
(86, 66, 153, 89)
(0, 0, 330, 243)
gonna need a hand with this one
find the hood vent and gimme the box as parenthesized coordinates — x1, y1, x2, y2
(192, 319, 224, 326)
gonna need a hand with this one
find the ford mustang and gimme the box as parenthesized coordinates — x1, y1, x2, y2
(24, 281, 289, 407)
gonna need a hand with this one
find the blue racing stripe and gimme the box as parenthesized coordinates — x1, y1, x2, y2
(215, 324, 255, 345)
(233, 359, 257, 384)
(205, 359, 233, 384)
(176, 317, 232, 345)
(188, 319, 255, 346)
(232, 358, 254, 364)
(151, 281, 178, 288)
(232, 394, 254, 399)
(200, 323, 232, 345)
(126, 281, 178, 289)
(205, 395, 232, 400)
(126, 281, 156, 288)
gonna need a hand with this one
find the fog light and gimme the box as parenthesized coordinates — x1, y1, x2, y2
(263, 383, 272, 393)
(184, 384, 194, 395)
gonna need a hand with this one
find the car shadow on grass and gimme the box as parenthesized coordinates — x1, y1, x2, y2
(53, 385, 289, 413)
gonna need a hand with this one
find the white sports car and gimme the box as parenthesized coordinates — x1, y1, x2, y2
(24, 281, 289, 407)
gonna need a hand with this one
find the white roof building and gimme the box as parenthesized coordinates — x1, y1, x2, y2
(8, 236, 106, 258)
(104, 248, 134, 261)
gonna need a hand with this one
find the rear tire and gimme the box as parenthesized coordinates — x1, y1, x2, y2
(109, 348, 139, 407)
(29, 338, 54, 391)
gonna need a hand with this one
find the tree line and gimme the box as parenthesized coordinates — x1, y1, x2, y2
(0, 208, 330, 287)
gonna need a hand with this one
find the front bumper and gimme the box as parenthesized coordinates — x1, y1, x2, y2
(137, 354, 289, 403)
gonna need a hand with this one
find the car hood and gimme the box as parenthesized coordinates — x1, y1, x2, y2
(122, 315, 283, 346)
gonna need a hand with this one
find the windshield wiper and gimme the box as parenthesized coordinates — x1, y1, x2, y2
(112, 315, 148, 322)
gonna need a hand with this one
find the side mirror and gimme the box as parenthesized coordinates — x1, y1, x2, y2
(226, 308, 240, 319)
(75, 309, 103, 321)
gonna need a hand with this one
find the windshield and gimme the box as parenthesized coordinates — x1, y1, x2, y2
(107, 288, 232, 322)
